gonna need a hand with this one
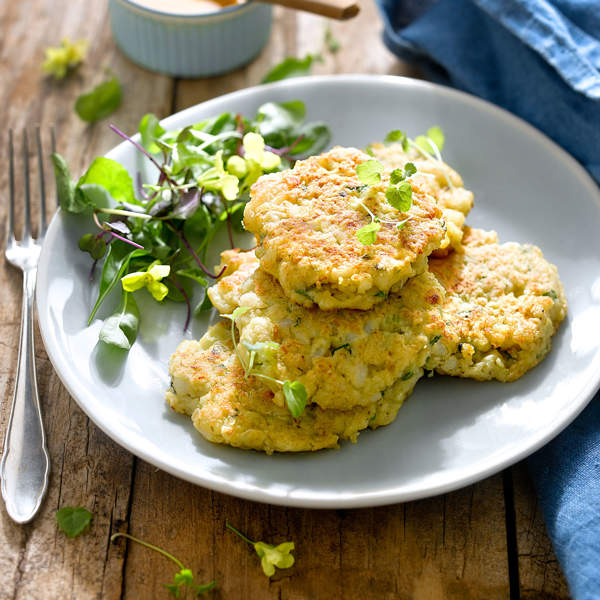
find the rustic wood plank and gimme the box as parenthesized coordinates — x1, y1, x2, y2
(0, 0, 569, 598)
(0, 1, 172, 598)
(175, 2, 419, 110)
(122, 464, 510, 599)
(124, 4, 506, 599)
(512, 463, 571, 600)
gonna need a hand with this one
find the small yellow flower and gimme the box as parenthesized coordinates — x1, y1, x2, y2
(121, 263, 170, 302)
(199, 151, 239, 201)
(42, 37, 88, 80)
(226, 521, 295, 578)
(214, 151, 240, 200)
(226, 155, 248, 178)
(254, 542, 295, 577)
(243, 132, 281, 171)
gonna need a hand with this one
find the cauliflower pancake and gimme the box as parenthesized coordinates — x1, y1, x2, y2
(207, 250, 445, 411)
(428, 230, 567, 381)
(370, 142, 474, 255)
(244, 146, 446, 310)
(166, 323, 411, 453)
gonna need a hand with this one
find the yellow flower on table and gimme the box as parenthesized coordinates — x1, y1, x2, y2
(42, 37, 88, 80)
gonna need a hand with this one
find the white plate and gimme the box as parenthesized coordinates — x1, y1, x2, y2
(37, 75, 600, 508)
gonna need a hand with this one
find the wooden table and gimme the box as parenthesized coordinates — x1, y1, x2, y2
(0, 1, 572, 598)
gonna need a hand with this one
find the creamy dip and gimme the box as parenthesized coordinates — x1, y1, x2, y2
(130, 0, 244, 15)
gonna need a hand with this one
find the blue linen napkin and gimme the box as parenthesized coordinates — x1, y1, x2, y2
(528, 398, 600, 600)
(376, 0, 600, 183)
(375, 1, 600, 597)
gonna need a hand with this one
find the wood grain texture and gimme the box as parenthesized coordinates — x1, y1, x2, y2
(0, 1, 171, 599)
(175, 2, 419, 109)
(0, 0, 568, 598)
(123, 462, 510, 599)
(512, 464, 571, 600)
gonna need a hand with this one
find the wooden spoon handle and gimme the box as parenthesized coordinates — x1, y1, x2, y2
(261, 0, 360, 20)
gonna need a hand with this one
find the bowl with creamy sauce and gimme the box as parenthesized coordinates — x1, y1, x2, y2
(109, 0, 272, 77)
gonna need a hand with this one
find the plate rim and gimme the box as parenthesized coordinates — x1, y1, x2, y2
(37, 74, 600, 508)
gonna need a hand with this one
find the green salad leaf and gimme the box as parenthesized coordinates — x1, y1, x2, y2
(56, 506, 93, 538)
(99, 291, 139, 350)
(77, 157, 136, 205)
(324, 26, 341, 53)
(88, 245, 147, 325)
(54, 101, 330, 353)
(139, 113, 166, 154)
(261, 55, 318, 83)
(75, 74, 122, 123)
(51, 153, 85, 213)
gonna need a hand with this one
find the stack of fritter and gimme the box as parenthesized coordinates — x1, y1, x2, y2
(166, 144, 566, 453)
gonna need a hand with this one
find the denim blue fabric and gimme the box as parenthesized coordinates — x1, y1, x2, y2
(376, 0, 600, 182)
(528, 396, 600, 600)
(375, 2, 600, 597)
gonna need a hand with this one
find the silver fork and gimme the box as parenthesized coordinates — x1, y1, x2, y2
(1, 129, 52, 523)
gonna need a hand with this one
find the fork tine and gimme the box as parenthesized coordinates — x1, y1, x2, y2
(7, 130, 15, 243)
(22, 130, 32, 240)
(50, 127, 58, 210)
(36, 127, 47, 235)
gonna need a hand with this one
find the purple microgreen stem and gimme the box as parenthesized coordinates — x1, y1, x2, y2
(137, 171, 157, 202)
(166, 222, 226, 280)
(108, 231, 144, 249)
(167, 275, 192, 331)
(265, 134, 305, 156)
(89, 259, 98, 282)
(109, 124, 178, 187)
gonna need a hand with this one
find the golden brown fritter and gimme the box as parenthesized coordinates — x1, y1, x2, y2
(166, 323, 410, 453)
(244, 146, 446, 310)
(428, 230, 567, 381)
(207, 250, 445, 411)
(369, 142, 474, 256)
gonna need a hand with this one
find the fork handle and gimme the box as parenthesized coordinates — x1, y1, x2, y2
(1, 268, 50, 523)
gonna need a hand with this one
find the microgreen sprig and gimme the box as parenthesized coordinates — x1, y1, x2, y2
(385, 126, 454, 190)
(110, 532, 215, 597)
(224, 307, 307, 417)
(353, 159, 416, 245)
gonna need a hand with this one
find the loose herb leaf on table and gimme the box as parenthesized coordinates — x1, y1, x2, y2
(110, 532, 216, 596)
(53, 101, 330, 353)
(56, 506, 93, 538)
(74, 74, 122, 123)
(261, 54, 319, 83)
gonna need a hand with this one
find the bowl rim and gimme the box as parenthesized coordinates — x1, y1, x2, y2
(115, 0, 258, 20)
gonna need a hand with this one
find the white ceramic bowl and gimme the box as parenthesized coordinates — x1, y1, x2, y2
(109, 0, 272, 77)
